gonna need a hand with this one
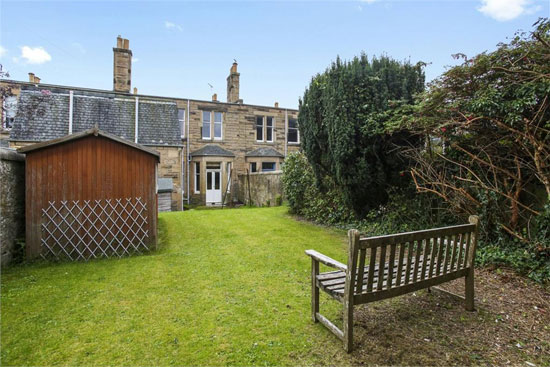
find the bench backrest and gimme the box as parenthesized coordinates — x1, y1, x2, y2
(345, 216, 479, 299)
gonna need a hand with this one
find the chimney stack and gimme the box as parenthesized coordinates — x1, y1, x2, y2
(274, 102, 279, 108)
(28, 72, 40, 83)
(133, 87, 138, 95)
(212, 93, 218, 102)
(226, 62, 241, 103)
(113, 35, 132, 93)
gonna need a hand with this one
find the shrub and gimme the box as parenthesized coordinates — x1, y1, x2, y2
(282, 152, 354, 224)
(399, 18, 550, 248)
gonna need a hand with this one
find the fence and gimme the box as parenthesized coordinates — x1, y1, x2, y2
(237, 171, 283, 206)
(40, 197, 150, 260)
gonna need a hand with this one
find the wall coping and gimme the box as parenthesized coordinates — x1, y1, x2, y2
(0, 148, 25, 162)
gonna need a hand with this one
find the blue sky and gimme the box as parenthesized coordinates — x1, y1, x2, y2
(1, 1, 548, 109)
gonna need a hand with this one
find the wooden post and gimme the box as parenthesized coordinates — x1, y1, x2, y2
(312, 258, 319, 323)
(465, 215, 479, 311)
(343, 229, 359, 353)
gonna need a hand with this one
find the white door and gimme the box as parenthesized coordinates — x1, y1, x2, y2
(206, 167, 222, 204)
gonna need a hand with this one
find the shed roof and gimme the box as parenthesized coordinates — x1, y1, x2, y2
(190, 144, 235, 157)
(10, 85, 182, 146)
(17, 126, 161, 161)
(245, 147, 284, 158)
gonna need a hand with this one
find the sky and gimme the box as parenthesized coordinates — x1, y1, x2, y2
(0, 0, 548, 109)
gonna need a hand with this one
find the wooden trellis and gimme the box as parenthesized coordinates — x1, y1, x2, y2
(40, 197, 149, 261)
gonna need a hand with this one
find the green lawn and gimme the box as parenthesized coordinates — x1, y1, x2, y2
(1, 206, 351, 366)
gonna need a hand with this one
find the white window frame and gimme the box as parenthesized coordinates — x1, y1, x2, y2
(266, 116, 274, 142)
(261, 161, 276, 172)
(256, 115, 275, 143)
(288, 118, 299, 144)
(213, 111, 223, 141)
(256, 116, 264, 142)
(194, 162, 201, 194)
(178, 108, 186, 138)
(202, 111, 211, 140)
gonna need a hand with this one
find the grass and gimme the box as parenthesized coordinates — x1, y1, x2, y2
(1, 206, 349, 366)
(2, 206, 549, 366)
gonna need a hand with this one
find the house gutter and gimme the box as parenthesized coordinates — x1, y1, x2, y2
(186, 99, 190, 205)
(284, 109, 288, 157)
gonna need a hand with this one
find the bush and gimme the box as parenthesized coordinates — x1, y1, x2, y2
(282, 152, 354, 224)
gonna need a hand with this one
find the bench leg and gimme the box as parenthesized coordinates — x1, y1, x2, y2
(312, 258, 319, 323)
(343, 300, 353, 353)
(465, 268, 475, 311)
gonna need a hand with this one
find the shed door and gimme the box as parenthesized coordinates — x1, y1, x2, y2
(206, 163, 221, 205)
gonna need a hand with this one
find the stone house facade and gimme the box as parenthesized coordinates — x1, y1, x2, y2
(1, 36, 300, 209)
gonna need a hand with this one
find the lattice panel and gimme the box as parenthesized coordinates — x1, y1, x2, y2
(41, 198, 149, 261)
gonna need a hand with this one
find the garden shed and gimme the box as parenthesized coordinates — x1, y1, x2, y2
(18, 127, 160, 260)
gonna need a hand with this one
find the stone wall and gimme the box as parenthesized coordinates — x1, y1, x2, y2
(0, 148, 25, 265)
(237, 171, 283, 207)
(154, 146, 184, 211)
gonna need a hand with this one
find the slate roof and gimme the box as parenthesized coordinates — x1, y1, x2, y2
(10, 85, 182, 146)
(17, 127, 161, 161)
(245, 147, 284, 158)
(190, 144, 235, 157)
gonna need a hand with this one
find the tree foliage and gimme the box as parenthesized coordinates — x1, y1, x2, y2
(400, 18, 550, 252)
(298, 54, 425, 215)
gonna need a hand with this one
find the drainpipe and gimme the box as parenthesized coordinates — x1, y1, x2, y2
(134, 96, 139, 143)
(68, 91, 74, 134)
(284, 109, 288, 157)
(186, 99, 190, 205)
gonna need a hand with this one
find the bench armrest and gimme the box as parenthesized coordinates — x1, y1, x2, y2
(305, 250, 347, 272)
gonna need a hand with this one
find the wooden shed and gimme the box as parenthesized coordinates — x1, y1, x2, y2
(18, 127, 160, 260)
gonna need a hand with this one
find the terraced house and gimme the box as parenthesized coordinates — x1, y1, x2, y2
(1, 36, 300, 210)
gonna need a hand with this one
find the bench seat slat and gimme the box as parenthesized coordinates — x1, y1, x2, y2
(318, 255, 434, 292)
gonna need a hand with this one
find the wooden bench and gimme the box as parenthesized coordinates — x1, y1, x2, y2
(305, 216, 479, 352)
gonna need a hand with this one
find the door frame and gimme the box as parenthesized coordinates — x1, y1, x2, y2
(205, 165, 222, 205)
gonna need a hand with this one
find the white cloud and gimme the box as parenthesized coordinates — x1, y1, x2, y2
(165, 21, 183, 32)
(0, 45, 6, 58)
(18, 46, 52, 64)
(132, 57, 139, 63)
(360, 0, 377, 3)
(478, 0, 539, 21)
